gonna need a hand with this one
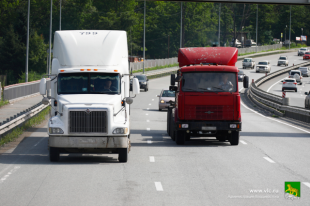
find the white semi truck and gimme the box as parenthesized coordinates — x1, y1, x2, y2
(39, 30, 140, 162)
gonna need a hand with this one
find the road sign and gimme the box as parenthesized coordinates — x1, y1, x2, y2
(281, 33, 283, 38)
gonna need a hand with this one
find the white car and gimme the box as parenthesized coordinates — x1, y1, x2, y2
(288, 70, 303, 85)
(277, 56, 289, 66)
(298, 48, 309, 56)
(256, 61, 271, 73)
(282, 78, 297, 92)
(242, 58, 255, 69)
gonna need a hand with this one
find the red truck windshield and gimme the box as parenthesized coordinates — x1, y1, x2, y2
(182, 72, 237, 92)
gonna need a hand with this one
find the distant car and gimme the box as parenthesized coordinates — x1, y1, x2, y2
(288, 70, 302, 85)
(245, 39, 257, 47)
(277, 56, 289, 66)
(282, 78, 297, 92)
(156, 89, 175, 111)
(242, 58, 255, 69)
(230, 39, 242, 48)
(298, 48, 309, 56)
(256, 61, 271, 73)
(305, 91, 310, 109)
(130, 74, 149, 92)
(303, 52, 310, 60)
(298, 67, 310, 77)
(238, 70, 246, 82)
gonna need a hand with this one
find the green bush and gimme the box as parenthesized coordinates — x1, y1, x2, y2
(18, 71, 44, 83)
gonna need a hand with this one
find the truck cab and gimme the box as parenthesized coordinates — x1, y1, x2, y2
(39, 30, 140, 162)
(167, 47, 249, 145)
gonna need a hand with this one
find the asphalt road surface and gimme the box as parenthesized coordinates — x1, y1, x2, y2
(1, 52, 310, 206)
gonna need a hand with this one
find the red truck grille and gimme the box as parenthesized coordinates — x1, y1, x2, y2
(184, 105, 234, 120)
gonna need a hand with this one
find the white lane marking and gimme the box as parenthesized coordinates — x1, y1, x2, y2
(267, 78, 285, 92)
(152, 99, 154, 101)
(240, 101, 310, 134)
(240, 140, 247, 145)
(147, 140, 152, 144)
(147, 120, 150, 122)
(147, 108, 149, 110)
(147, 128, 150, 131)
(0, 166, 21, 184)
(149, 104, 151, 105)
(303, 182, 310, 188)
(149, 156, 155, 162)
(146, 113, 148, 115)
(263, 157, 275, 163)
(155, 182, 163, 191)
(239, 87, 244, 92)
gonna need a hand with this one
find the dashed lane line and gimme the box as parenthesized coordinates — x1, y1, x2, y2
(303, 182, 310, 188)
(267, 78, 285, 92)
(147, 120, 150, 122)
(147, 140, 152, 144)
(149, 104, 151, 105)
(149, 156, 155, 162)
(240, 140, 247, 145)
(152, 99, 154, 101)
(263, 157, 275, 163)
(155, 182, 163, 191)
(147, 128, 150, 131)
(0, 166, 21, 184)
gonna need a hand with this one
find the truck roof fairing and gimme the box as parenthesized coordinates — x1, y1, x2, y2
(178, 47, 238, 67)
(52, 30, 128, 74)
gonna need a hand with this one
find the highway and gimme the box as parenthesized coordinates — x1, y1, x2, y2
(1, 51, 310, 205)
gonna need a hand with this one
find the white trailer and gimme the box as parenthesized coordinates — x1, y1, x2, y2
(39, 30, 140, 162)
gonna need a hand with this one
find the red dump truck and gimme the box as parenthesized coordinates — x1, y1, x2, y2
(167, 47, 249, 145)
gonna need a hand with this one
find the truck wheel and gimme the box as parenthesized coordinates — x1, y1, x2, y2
(49, 147, 60, 162)
(295, 89, 298, 92)
(230, 131, 239, 146)
(118, 148, 128, 162)
(175, 131, 185, 145)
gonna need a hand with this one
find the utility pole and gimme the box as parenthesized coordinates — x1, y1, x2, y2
(59, 0, 61, 30)
(143, 1, 146, 74)
(48, 0, 52, 75)
(180, 2, 182, 48)
(25, 0, 30, 82)
(256, 4, 258, 53)
(218, 3, 221, 47)
(289, 5, 291, 50)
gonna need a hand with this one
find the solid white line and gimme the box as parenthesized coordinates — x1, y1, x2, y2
(147, 108, 149, 110)
(303, 182, 310, 188)
(147, 140, 152, 144)
(263, 157, 275, 163)
(240, 140, 247, 145)
(147, 128, 150, 131)
(149, 104, 151, 105)
(239, 87, 244, 92)
(155, 182, 163, 191)
(240, 101, 310, 134)
(146, 120, 150, 122)
(149, 156, 155, 162)
(0, 166, 20, 184)
(267, 78, 284, 92)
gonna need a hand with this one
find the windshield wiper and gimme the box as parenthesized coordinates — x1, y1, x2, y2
(198, 87, 218, 94)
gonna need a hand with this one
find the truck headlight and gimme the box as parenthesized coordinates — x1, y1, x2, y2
(230, 124, 240, 129)
(160, 100, 165, 103)
(113, 127, 128, 134)
(49, 127, 64, 134)
(181, 124, 189, 128)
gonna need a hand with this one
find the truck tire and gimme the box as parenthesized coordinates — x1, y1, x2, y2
(176, 130, 185, 145)
(230, 131, 239, 146)
(118, 148, 128, 162)
(49, 147, 60, 162)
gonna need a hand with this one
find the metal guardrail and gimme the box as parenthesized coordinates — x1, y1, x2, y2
(248, 62, 310, 123)
(3, 79, 50, 102)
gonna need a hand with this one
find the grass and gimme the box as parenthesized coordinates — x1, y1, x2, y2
(132, 63, 179, 74)
(0, 107, 50, 147)
(0, 98, 9, 108)
(271, 114, 279, 118)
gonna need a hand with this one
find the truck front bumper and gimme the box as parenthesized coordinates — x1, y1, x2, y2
(175, 121, 242, 131)
(49, 136, 128, 148)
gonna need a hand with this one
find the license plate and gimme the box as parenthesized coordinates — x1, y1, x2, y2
(202, 126, 216, 130)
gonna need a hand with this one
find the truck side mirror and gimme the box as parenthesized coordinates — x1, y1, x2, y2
(243, 76, 249, 88)
(42, 97, 50, 105)
(305, 92, 309, 95)
(125, 97, 133, 105)
(132, 78, 140, 95)
(40, 78, 47, 95)
(171, 74, 175, 86)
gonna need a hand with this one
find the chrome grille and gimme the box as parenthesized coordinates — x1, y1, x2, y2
(69, 111, 107, 133)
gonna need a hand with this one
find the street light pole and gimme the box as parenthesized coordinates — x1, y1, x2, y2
(256, 4, 258, 53)
(218, 3, 221, 47)
(289, 5, 291, 50)
(48, 0, 53, 75)
(143, 1, 146, 74)
(60, 0, 61, 30)
(180, 2, 182, 48)
(25, 0, 30, 82)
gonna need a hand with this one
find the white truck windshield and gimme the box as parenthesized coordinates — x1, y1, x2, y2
(182, 72, 237, 92)
(58, 73, 120, 95)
